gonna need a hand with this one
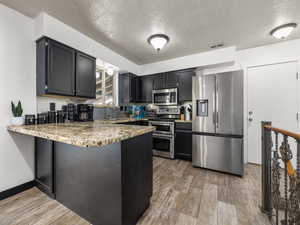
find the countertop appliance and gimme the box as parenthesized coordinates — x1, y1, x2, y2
(25, 115, 36, 125)
(50, 102, 56, 112)
(148, 106, 180, 159)
(152, 88, 178, 106)
(77, 104, 94, 122)
(67, 104, 76, 122)
(192, 71, 244, 176)
(48, 111, 56, 123)
(87, 104, 94, 121)
(37, 113, 49, 124)
(56, 110, 65, 123)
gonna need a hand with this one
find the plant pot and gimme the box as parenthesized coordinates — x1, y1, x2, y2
(11, 117, 24, 126)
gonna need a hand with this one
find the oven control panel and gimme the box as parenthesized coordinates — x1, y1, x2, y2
(157, 106, 180, 115)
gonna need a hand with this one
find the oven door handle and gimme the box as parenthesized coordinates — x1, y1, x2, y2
(153, 134, 173, 139)
(149, 121, 173, 126)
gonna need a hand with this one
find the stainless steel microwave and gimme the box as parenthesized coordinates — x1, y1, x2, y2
(152, 88, 178, 106)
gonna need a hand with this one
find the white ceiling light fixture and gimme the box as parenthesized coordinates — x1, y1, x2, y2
(106, 67, 114, 76)
(147, 34, 170, 52)
(96, 72, 100, 79)
(270, 23, 297, 39)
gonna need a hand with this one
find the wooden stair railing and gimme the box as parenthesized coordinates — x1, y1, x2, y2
(261, 121, 300, 225)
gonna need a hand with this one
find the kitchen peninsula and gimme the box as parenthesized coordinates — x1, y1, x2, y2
(7, 120, 155, 225)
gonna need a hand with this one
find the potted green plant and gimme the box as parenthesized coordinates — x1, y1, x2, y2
(11, 101, 24, 125)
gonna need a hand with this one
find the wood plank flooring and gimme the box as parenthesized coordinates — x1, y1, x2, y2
(0, 157, 270, 225)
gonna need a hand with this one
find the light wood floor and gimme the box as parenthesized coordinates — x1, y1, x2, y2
(0, 157, 270, 225)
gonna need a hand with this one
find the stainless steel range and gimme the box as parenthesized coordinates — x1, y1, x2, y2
(149, 106, 180, 159)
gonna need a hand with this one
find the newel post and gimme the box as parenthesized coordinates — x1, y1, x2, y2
(261, 121, 272, 216)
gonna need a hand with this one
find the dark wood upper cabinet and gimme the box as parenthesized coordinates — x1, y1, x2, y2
(119, 73, 140, 104)
(165, 72, 179, 88)
(176, 69, 194, 102)
(76, 52, 96, 98)
(119, 73, 130, 104)
(119, 74, 153, 104)
(36, 37, 96, 99)
(46, 39, 75, 96)
(130, 74, 141, 103)
(118, 69, 194, 104)
(153, 74, 165, 90)
(152, 72, 179, 90)
(140, 75, 154, 103)
(119, 74, 130, 105)
(142, 69, 193, 103)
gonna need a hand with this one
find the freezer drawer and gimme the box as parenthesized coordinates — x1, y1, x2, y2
(192, 134, 243, 176)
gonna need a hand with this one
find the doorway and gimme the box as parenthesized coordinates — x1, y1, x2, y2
(247, 61, 299, 164)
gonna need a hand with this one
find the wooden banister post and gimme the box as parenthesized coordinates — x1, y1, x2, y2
(297, 140, 300, 181)
(261, 121, 272, 216)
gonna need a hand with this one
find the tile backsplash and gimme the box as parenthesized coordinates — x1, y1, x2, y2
(93, 107, 128, 120)
(36, 96, 127, 120)
(37, 96, 75, 113)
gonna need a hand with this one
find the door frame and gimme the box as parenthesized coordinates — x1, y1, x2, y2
(244, 60, 300, 164)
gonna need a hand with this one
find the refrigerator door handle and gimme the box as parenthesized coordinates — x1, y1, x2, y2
(215, 77, 219, 128)
(212, 91, 216, 125)
(216, 111, 219, 127)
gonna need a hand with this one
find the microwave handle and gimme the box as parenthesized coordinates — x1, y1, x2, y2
(170, 92, 176, 103)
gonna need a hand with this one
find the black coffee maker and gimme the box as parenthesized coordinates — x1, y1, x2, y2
(77, 104, 94, 122)
(87, 104, 94, 121)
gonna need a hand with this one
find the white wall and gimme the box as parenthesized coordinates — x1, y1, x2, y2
(0, 4, 36, 192)
(139, 47, 237, 75)
(35, 13, 141, 75)
(202, 39, 300, 164)
(238, 38, 300, 67)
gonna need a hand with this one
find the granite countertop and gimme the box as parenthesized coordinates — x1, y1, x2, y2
(7, 119, 155, 148)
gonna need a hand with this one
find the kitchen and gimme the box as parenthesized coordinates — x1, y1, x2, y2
(1, 1, 300, 225)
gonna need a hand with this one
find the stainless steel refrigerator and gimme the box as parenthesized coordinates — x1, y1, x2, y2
(192, 71, 244, 176)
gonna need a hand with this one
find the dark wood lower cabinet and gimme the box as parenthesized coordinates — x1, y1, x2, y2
(175, 122, 192, 161)
(35, 138, 55, 198)
(121, 133, 153, 225)
(55, 142, 122, 225)
(35, 133, 153, 225)
(175, 130, 192, 161)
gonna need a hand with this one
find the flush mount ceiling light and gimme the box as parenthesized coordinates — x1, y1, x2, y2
(147, 34, 170, 52)
(106, 67, 114, 76)
(270, 23, 297, 39)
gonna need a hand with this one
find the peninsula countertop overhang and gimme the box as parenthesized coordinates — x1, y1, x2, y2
(7, 119, 155, 148)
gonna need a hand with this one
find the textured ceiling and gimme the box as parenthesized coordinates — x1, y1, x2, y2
(1, 0, 300, 65)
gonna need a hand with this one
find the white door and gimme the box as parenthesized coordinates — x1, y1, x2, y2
(247, 61, 299, 164)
